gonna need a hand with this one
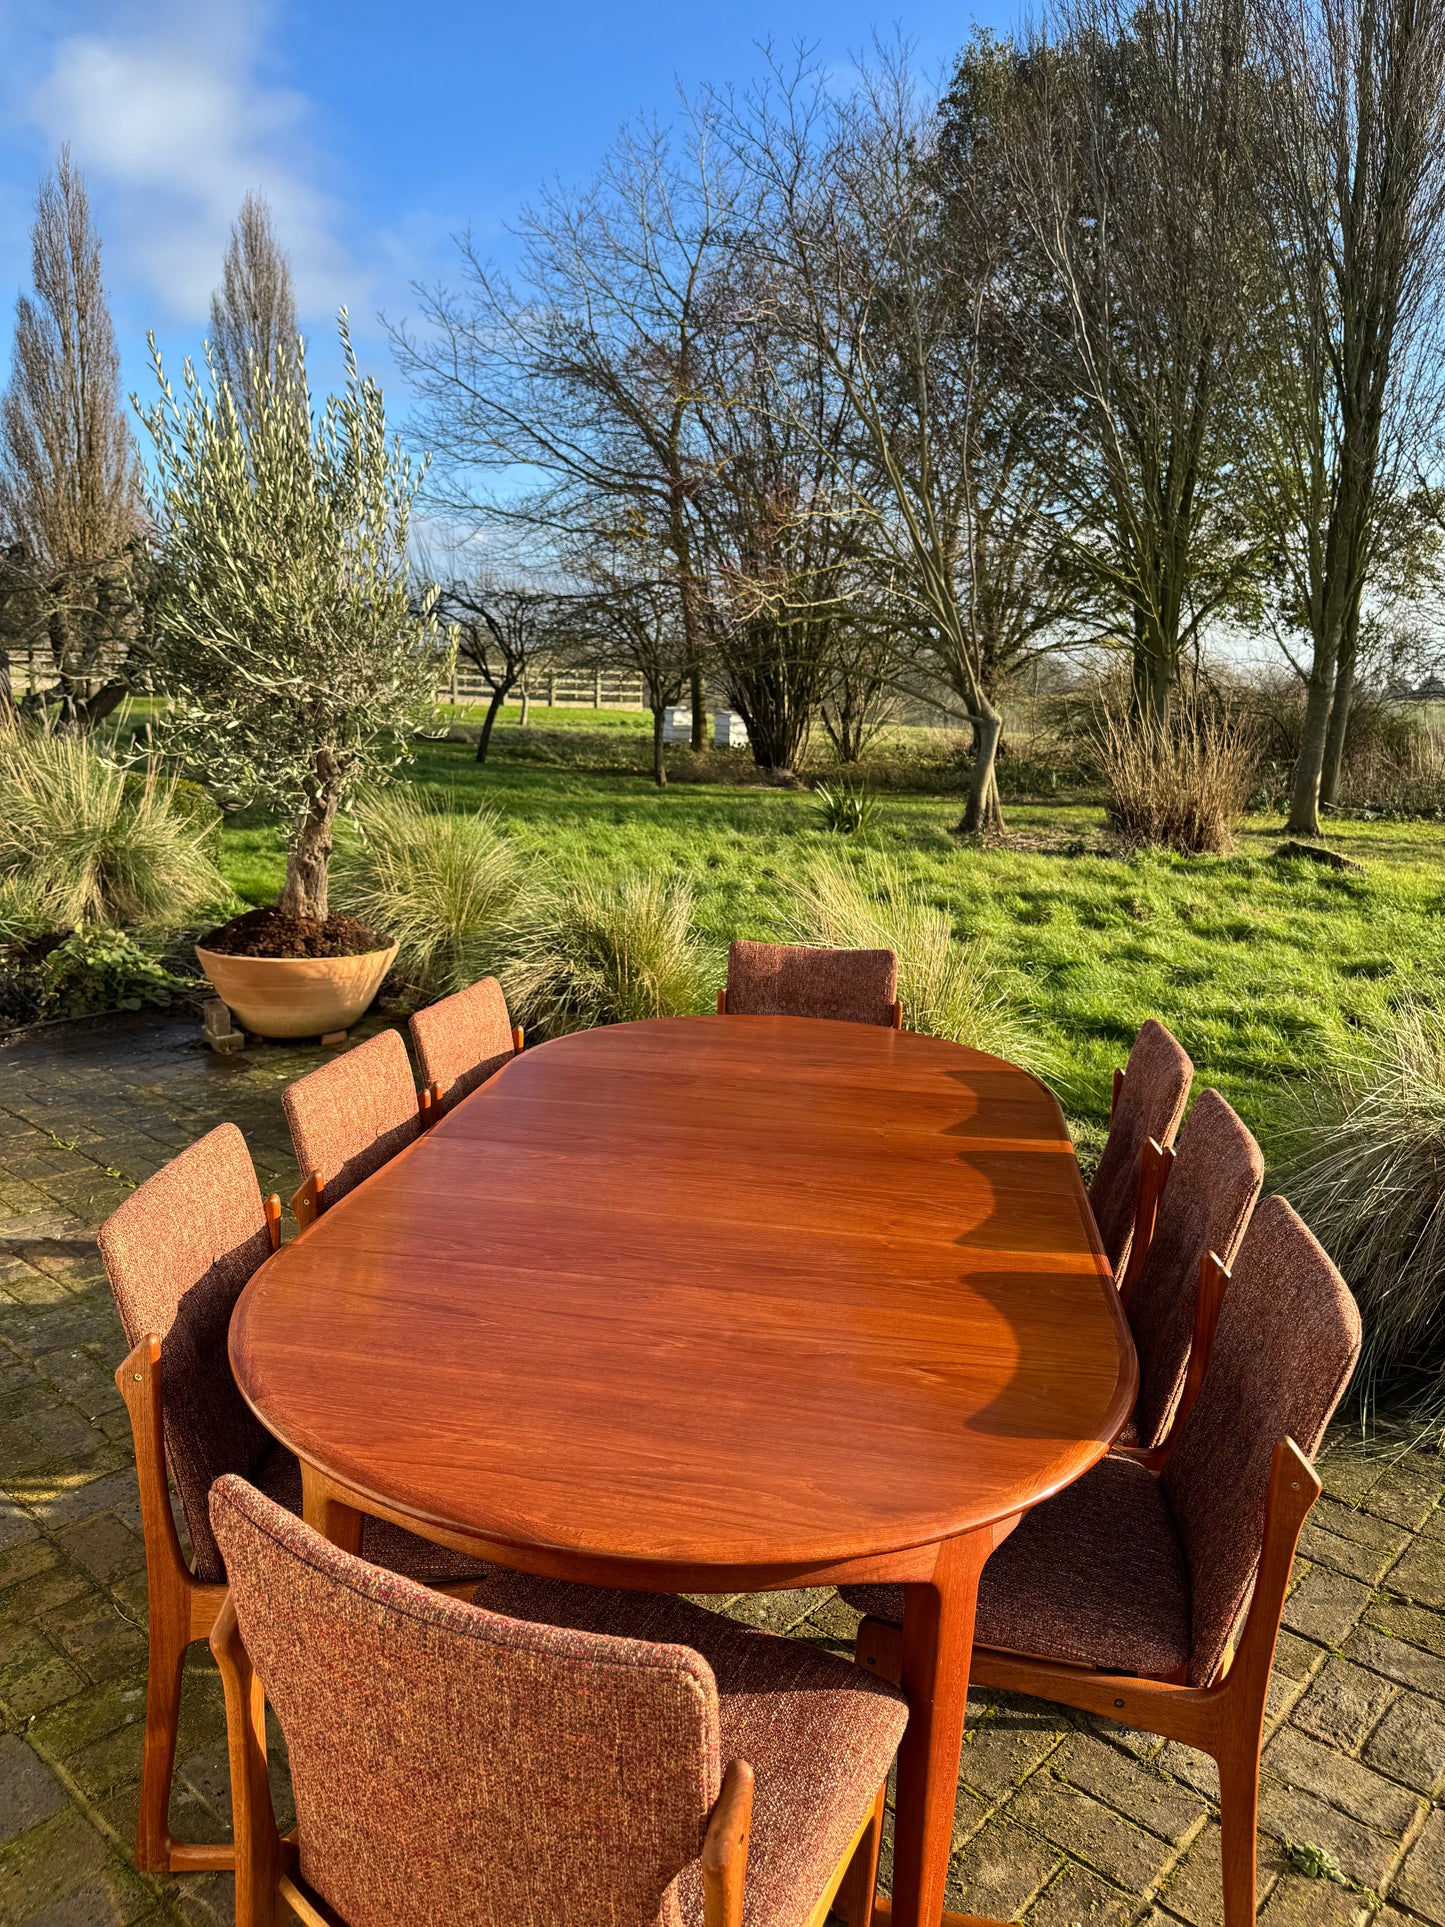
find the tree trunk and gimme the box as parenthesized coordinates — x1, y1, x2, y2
(689, 663, 706, 753)
(1320, 603, 1360, 808)
(1287, 660, 1336, 835)
(1132, 630, 1173, 727)
(651, 707, 668, 787)
(278, 761, 342, 922)
(474, 688, 506, 764)
(520, 685, 531, 727)
(956, 709, 1006, 836)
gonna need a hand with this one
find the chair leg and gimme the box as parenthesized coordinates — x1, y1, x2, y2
(1216, 1740, 1261, 1927)
(835, 1780, 887, 1927)
(135, 1613, 187, 1870)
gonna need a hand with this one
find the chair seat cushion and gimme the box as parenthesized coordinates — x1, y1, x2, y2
(253, 1442, 488, 1586)
(841, 1455, 1191, 1680)
(470, 1569, 908, 1927)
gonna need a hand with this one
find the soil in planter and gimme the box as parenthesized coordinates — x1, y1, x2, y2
(200, 906, 389, 960)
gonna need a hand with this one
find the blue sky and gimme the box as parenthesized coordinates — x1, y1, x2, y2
(0, 0, 1010, 424)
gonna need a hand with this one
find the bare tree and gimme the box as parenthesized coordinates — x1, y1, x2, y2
(1000, 0, 1265, 722)
(1251, 0, 1445, 833)
(570, 560, 691, 784)
(209, 192, 299, 419)
(0, 149, 142, 727)
(820, 605, 902, 761)
(438, 578, 561, 763)
(390, 108, 742, 750)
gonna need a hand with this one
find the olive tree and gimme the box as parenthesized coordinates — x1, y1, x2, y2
(138, 313, 448, 923)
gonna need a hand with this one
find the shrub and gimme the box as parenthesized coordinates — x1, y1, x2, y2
(0, 731, 227, 928)
(330, 789, 532, 1001)
(1093, 690, 1256, 855)
(503, 873, 707, 1035)
(791, 850, 1039, 1065)
(811, 780, 879, 834)
(35, 928, 179, 1017)
(1282, 1002, 1445, 1429)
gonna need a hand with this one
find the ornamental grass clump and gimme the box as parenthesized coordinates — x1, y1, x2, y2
(0, 730, 226, 929)
(792, 850, 1037, 1065)
(503, 872, 707, 1035)
(1283, 1001, 1445, 1429)
(1094, 688, 1256, 855)
(331, 790, 533, 1001)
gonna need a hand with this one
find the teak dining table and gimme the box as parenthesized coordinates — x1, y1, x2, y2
(229, 1013, 1137, 1927)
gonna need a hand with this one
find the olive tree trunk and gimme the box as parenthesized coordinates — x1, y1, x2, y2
(278, 755, 343, 922)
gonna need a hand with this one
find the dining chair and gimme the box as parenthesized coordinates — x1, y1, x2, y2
(98, 1125, 486, 1875)
(409, 975, 523, 1123)
(1089, 1019, 1193, 1276)
(208, 1474, 910, 1927)
(1116, 1088, 1264, 1455)
(718, 940, 902, 1028)
(846, 1195, 1361, 1927)
(282, 1027, 421, 1229)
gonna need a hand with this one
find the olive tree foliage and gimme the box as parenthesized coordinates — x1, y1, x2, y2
(0, 148, 143, 727)
(137, 313, 448, 923)
(1249, 0, 1445, 834)
(389, 105, 742, 749)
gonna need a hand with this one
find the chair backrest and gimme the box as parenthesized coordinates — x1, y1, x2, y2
(1127, 1090, 1264, 1450)
(1089, 1020, 1193, 1273)
(409, 976, 516, 1115)
(1162, 1195, 1361, 1686)
(210, 1475, 719, 1927)
(282, 1028, 420, 1208)
(97, 1124, 274, 1583)
(725, 940, 899, 1027)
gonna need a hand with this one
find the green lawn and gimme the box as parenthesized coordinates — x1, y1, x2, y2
(214, 704, 1445, 1167)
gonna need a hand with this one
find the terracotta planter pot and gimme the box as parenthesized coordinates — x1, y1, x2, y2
(195, 942, 398, 1040)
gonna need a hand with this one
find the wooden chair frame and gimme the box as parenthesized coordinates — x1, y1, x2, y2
(1118, 1137, 1173, 1300)
(113, 1194, 281, 1874)
(211, 1594, 889, 1927)
(855, 1438, 1321, 1927)
(716, 986, 903, 1029)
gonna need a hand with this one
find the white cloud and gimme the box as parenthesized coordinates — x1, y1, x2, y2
(22, 0, 354, 326)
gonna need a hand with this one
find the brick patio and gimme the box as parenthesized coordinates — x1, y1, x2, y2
(0, 1008, 1441, 1927)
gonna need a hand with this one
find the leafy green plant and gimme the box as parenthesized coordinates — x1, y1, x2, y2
(1284, 1840, 1347, 1885)
(811, 779, 879, 835)
(503, 872, 707, 1035)
(331, 789, 532, 1001)
(138, 311, 449, 922)
(791, 850, 1039, 1065)
(0, 731, 227, 928)
(33, 928, 179, 1018)
(1282, 1001, 1445, 1428)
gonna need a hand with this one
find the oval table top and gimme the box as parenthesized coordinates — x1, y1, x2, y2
(230, 1015, 1137, 1582)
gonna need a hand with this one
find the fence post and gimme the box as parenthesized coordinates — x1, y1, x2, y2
(548, 670, 556, 706)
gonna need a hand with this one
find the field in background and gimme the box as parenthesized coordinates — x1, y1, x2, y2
(210, 706, 1445, 1166)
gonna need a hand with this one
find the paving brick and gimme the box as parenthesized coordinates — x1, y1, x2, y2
(1290, 1657, 1398, 1753)
(1257, 1779, 1400, 1889)
(1393, 1805, 1445, 1924)
(1004, 1776, 1176, 1892)
(1390, 1533, 1445, 1609)
(948, 1818, 1058, 1919)
(1283, 1565, 1375, 1646)
(1363, 1690, 1445, 1795)
(0, 1735, 68, 1845)
(36, 1595, 145, 1685)
(1026, 1861, 1134, 1926)
(1259, 1872, 1372, 1925)
(1346, 1624, 1445, 1698)
(1363, 1462, 1445, 1533)
(0, 1810, 122, 1923)
(1299, 1500, 1412, 1585)
(54, 1518, 142, 1588)
(959, 1701, 1069, 1802)
(1055, 1733, 1207, 1844)
(1264, 1724, 1418, 1835)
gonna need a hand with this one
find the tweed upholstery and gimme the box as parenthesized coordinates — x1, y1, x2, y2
(282, 1027, 420, 1206)
(1126, 1090, 1264, 1450)
(841, 1453, 1190, 1680)
(725, 940, 899, 1027)
(409, 976, 516, 1114)
(1163, 1195, 1361, 1685)
(470, 1569, 910, 1927)
(97, 1124, 276, 1583)
(211, 1480, 907, 1927)
(1089, 1020, 1194, 1274)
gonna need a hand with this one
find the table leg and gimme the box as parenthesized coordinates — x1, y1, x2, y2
(300, 1461, 363, 1554)
(889, 1527, 993, 1927)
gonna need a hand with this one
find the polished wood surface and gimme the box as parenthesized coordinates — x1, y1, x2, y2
(231, 1016, 1136, 1578)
